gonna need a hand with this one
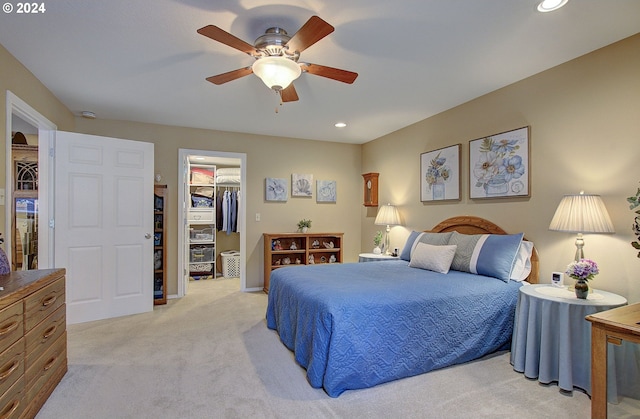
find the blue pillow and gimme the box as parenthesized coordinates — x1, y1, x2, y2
(400, 231, 453, 261)
(447, 231, 524, 282)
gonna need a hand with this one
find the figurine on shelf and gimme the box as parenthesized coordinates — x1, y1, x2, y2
(329, 255, 337, 263)
(272, 240, 283, 251)
(290, 242, 297, 250)
(309, 254, 315, 264)
(274, 259, 281, 265)
(295, 258, 301, 264)
(312, 240, 320, 249)
(282, 257, 291, 265)
(323, 241, 334, 249)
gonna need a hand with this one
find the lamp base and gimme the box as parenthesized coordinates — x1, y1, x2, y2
(574, 233, 584, 262)
(384, 225, 391, 255)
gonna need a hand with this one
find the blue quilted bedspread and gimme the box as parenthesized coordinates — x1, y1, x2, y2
(266, 260, 522, 397)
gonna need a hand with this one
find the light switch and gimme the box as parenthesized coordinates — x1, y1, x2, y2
(0, 188, 5, 205)
(255, 213, 261, 222)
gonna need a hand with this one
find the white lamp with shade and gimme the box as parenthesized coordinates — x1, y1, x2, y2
(375, 203, 402, 255)
(548, 192, 615, 262)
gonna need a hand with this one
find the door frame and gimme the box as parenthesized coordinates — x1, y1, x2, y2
(177, 149, 247, 297)
(5, 91, 56, 268)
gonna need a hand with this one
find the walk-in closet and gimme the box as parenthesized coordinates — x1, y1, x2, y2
(179, 150, 246, 296)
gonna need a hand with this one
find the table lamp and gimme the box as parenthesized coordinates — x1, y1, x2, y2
(375, 203, 402, 255)
(548, 192, 615, 262)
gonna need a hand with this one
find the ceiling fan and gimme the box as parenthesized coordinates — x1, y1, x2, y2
(197, 16, 358, 102)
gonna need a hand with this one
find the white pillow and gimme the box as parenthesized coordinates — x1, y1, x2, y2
(409, 242, 457, 274)
(510, 241, 534, 281)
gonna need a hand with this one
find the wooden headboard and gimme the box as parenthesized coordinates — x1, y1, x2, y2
(429, 215, 539, 284)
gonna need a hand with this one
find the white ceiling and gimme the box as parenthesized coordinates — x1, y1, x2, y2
(1, 0, 639, 144)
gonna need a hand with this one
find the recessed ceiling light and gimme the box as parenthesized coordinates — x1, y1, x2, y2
(334, 122, 347, 128)
(537, 0, 568, 12)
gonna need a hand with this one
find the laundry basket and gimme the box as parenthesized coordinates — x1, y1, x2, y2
(221, 251, 240, 278)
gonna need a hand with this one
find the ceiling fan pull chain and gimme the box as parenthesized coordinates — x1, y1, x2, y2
(274, 90, 283, 113)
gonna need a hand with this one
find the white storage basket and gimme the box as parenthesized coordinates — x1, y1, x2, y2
(221, 251, 240, 278)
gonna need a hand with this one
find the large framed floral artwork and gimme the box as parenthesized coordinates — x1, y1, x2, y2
(420, 144, 461, 202)
(469, 126, 530, 199)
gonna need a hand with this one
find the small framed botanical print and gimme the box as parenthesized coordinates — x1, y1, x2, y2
(420, 144, 461, 202)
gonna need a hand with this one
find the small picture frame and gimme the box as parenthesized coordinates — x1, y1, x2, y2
(469, 126, 530, 199)
(316, 180, 337, 203)
(265, 178, 288, 202)
(420, 144, 461, 202)
(292, 173, 313, 197)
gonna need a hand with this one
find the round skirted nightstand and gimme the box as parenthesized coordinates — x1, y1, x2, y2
(358, 253, 399, 262)
(510, 284, 627, 399)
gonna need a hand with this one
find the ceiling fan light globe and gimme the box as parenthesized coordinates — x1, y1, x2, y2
(252, 57, 301, 91)
(537, 0, 568, 12)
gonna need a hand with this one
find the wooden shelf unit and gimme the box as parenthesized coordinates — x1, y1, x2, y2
(153, 185, 167, 305)
(263, 232, 343, 293)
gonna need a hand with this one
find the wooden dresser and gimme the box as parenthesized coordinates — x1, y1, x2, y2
(0, 269, 67, 419)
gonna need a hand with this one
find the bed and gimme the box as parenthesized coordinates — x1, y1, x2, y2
(266, 216, 539, 397)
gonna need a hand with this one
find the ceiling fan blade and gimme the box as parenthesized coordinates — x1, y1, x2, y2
(197, 25, 257, 56)
(301, 63, 358, 84)
(206, 67, 253, 85)
(285, 16, 334, 53)
(281, 84, 299, 102)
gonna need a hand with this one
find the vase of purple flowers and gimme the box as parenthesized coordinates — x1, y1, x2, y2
(566, 259, 599, 299)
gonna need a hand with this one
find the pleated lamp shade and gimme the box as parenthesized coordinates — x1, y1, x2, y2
(549, 193, 614, 262)
(549, 194, 614, 234)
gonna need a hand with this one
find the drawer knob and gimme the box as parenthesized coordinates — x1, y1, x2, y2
(0, 361, 18, 381)
(44, 356, 57, 371)
(0, 400, 19, 419)
(43, 325, 57, 340)
(42, 295, 57, 307)
(0, 321, 18, 337)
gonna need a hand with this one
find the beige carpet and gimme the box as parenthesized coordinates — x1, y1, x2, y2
(36, 278, 640, 419)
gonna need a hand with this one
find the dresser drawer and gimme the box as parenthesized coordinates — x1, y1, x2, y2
(25, 305, 65, 370)
(24, 278, 65, 332)
(26, 332, 66, 402)
(0, 303, 23, 355)
(0, 376, 24, 419)
(0, 338, 24, 399)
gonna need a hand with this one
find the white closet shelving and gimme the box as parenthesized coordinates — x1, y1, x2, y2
(188, 163, 216, 280)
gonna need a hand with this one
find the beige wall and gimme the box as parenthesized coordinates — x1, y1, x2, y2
(73, 118, 362, 293)
(362, 33, 640, 303)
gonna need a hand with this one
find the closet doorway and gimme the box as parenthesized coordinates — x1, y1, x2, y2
(177, 149, 246, 297)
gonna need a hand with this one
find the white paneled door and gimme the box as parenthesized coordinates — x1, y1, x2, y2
(54, 131, 154, 324)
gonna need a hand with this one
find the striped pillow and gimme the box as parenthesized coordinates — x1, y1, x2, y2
(447, 231, 524, 282)
(400, 231, 453, 261)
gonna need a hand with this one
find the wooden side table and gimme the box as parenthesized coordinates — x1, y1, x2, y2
(586, 303, 640, 419)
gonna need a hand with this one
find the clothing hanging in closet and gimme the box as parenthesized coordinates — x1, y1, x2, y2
(217, 188, 240, 234)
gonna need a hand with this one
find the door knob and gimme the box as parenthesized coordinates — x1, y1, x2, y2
(145, 233, 152, 239)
